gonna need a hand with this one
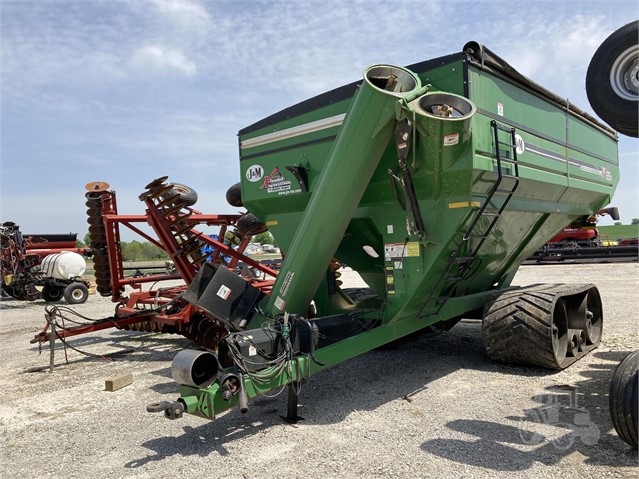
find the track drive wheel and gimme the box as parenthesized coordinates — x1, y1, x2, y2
(482, 284, 603, 370)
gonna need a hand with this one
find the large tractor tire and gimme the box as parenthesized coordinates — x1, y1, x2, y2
(609, 350, 638, 449)
(586, 21, 638, 137)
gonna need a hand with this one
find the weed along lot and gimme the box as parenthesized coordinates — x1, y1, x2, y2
(0, 263, 636, 478)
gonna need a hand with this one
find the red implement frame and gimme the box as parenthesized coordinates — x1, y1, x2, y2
(32, 182, 278, 345)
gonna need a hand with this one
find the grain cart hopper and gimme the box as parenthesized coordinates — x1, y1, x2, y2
(144, 42, 618, 422)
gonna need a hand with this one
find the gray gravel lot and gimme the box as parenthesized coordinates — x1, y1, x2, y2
(1, 263, 637, 478)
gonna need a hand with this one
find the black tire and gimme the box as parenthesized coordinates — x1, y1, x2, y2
(63, 283, 89, 304)
(586, 21, 638, 137)
(236, 213, 267, 237)
(609, 350, 638, 449)
(165, 183, 198, 206)
(226, 182, 243, 207)
(1, 284, 17, 299)
(42, 285, 63, 302)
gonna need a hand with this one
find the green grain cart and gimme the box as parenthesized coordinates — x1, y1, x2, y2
(149, 42, 619, 422)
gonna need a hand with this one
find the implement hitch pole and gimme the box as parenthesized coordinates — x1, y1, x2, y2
(48, 314, 55, 373)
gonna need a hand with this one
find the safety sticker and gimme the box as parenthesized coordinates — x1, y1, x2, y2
(384, 242, 420, 261)
(497, 102, 504, 116)
(274, 296, 286, 311)
(217, 285, 232, 300)
(443, 133, 459, 146)
(385, 264, 396, 295)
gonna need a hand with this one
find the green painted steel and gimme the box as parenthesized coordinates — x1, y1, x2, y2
(239, 51, 618, 345)
(263, 65, 424, 316)
(178, 288, 497, 420)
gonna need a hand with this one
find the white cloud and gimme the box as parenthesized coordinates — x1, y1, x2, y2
(2, 0, 638, 235)
(148, 0, 211, 26)
(130, 45, 196, 76)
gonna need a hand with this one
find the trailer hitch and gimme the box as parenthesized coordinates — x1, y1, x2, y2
(146, 400, 184, 420)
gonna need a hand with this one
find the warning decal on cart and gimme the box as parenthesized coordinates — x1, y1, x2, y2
(384, 242, 420, 261)
(443, 133, 459, 146)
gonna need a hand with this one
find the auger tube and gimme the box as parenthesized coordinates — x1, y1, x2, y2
(264, 65, 423, 316)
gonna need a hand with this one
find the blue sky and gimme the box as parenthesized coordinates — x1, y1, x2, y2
(1, 0, 638, 240)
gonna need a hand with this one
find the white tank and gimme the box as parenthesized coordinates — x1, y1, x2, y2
(41, 251, 86, 279)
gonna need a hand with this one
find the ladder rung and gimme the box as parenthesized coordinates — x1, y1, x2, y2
(443, 276, 462, 282)
(499, 158, 518, 164)
(501, 174, 519, 179)
(498, 142, 516, 148)
(454, 256, 475, 262)
(496, 188, 515, 193)
(467, 234, 488, 239)
(482, 212, 500, 217)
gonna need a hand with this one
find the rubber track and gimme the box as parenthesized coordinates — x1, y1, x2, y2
(482, 283, 601, 369)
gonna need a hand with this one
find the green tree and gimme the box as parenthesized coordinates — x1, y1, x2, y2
(615, 221, 622, 226)
(632, 218, 639, 225)
(141, 241, 168, 260)
(121, 240, 143, 261)
(253, 231, 276, 246)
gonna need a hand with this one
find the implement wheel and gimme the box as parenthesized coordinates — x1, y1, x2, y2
(165, 183, 198, 207)
(236, 213, 267, 237)
(64, 283, 89, 304)
(610, 350, 638, 449)
(226, 182, 243, 207)
(42, 285, 63, 302)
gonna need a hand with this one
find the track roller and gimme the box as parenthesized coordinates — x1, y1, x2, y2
(482, 284, 603, 369)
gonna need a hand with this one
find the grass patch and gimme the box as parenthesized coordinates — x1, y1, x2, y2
(598, 224, 639, 240)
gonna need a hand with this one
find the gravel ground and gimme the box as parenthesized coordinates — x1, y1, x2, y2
(1, 263, 637, 478)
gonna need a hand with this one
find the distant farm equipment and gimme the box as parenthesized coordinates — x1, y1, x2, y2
(1, 222, 90, 303)
(524, 207, 639, 263)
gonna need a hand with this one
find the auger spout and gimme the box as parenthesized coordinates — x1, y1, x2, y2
(264, 65, 423, 316)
